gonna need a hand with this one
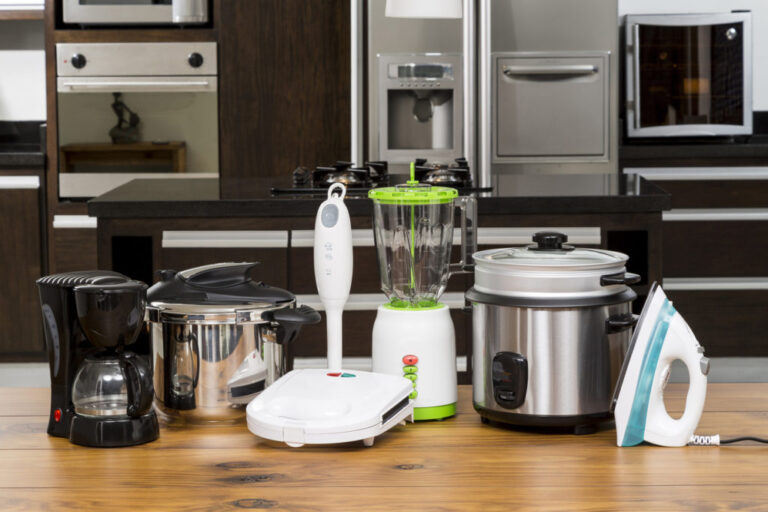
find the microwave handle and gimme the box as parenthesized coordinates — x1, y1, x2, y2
(58, 79, 213, 93)
(632, 23, 642, 130)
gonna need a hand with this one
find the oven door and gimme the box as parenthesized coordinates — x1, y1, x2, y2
(625, 13, 752, 138)
(56, 76, 218, 199)
(63, 0, 208, 25)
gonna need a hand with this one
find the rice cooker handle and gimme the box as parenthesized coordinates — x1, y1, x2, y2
(605, 313, 639, 334)
(600, 272, 641, 286)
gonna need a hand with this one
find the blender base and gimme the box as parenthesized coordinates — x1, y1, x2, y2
(372, 303, 457, 421)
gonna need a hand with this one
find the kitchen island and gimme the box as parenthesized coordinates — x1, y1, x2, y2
(1, 384, 766, 511)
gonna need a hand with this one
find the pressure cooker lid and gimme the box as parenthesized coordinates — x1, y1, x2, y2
(147, 262, 295, 308)
(474, 232, 628, 270)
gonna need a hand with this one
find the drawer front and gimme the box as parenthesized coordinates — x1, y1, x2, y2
(52, 219, 98, 274)
(626, 167, 768, 209)
(665, 288, 768, 357)
(495, 53, 608, 159)
(663, 221, 768, 277)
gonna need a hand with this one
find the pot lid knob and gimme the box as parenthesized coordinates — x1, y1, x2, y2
(530, 232, 575, 252)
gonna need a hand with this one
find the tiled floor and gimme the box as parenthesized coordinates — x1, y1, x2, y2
(1, 358, 767, 387)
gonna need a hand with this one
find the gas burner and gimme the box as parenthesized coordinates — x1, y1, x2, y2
(293, 161, 390, 189)
(414, 157, 472, 187)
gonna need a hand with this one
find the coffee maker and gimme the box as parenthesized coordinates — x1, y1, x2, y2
(37, 271, 159, 447)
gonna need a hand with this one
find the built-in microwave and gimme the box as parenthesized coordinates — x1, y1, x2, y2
(625, 12, 752, 138)
(63, 0, 208, 25)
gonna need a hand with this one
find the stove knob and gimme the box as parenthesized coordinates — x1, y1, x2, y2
(188, 52, 204, 68)
(71, 54, 86, 69)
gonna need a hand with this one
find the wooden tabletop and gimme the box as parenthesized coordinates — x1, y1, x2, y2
(1, 384, 767, 511)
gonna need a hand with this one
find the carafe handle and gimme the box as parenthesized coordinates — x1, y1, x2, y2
(449, 195, 477, 275)
(121, 353, 154, 418)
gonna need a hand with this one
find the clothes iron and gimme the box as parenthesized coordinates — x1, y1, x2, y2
(612, 283, 710, 447)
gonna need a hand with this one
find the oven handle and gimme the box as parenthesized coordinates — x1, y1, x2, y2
(58, 79, 215, 93)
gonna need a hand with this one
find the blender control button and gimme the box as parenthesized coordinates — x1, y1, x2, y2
(53, 409, 61, 422)
(402, 354, 419, 365)
(404, 374, 417, 382)
(326, 372, 342, 377)
(412, 381, 417, 389)
(402, 365, 417, 374)
(409, 391, 418, 399)
(321, 204, 339, 227)
(341, 372, 356, 378)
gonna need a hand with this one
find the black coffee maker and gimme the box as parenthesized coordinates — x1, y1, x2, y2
(36, 271, 159, 447)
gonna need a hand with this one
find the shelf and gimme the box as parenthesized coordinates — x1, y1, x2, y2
(0, 8, 43, 20)
(54, 28, 216, 43)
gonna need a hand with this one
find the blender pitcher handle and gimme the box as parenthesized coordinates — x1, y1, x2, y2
(450, 195, 477, 275)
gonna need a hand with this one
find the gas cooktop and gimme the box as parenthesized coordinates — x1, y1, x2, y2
(271, 158, 491, 197)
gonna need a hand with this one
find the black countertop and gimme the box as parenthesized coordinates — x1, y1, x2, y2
(88, 174, 670, 219)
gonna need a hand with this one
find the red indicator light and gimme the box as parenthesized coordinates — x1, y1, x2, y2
(53, 409, 62, 422)
(326, 372, 342, 377)
(402, 354, 419, 365)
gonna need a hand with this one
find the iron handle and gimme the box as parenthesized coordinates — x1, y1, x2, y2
(502, 64, 597, 77)
(605, 313, 639, 334)
(600, 272, 641, 286)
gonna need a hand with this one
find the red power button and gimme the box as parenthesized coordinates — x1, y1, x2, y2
(402, 354, 418, 365)
(53, 409, 62, 422)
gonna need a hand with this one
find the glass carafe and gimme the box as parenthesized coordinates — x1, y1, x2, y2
(72, 352, 153, 418)
(369, 183, 475, 307)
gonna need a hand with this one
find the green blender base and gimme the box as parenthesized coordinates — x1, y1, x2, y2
(413, 403, 456, 421)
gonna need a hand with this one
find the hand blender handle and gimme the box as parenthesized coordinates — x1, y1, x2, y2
(314, 183, 353, 372)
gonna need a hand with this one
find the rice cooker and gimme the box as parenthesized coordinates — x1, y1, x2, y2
(466, 232, 640, 432)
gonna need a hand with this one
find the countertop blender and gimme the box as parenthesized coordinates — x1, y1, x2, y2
(369, 168, 476, 420)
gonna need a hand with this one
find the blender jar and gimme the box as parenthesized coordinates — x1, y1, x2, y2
(369, 183, 475, 307)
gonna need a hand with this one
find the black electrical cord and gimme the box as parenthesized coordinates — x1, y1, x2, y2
(720, 436, 768, 445)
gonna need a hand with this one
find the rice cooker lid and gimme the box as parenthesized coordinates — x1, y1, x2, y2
(473, 232, 628, 270)
(146, 262, 294, 320)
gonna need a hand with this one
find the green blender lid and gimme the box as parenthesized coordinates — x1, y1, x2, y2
(368, 162, 458, 205)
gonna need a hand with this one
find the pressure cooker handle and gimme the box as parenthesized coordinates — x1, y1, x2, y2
(449, 195, 477, 275)
(179, 262, 260, 287)
(263, 305, 322, 325)
(605, 313, 639, 334)
(121, 353, 154, 418)
(600, 272, 641, 286)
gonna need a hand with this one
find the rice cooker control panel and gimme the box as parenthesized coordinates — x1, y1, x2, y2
(492, 352, 528, 409)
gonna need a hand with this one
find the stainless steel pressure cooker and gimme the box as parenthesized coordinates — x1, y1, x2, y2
(466, 232, 640, 432)
(146, 262, 320, 423)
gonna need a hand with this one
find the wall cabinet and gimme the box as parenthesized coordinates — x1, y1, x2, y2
(0, 173, 45, 361)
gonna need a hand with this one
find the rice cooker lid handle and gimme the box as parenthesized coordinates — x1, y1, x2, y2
(528, 232, 575, 252)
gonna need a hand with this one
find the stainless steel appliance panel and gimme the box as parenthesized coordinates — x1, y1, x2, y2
(472, 303, 631, 417)
(57, 42, 217, 77)
(495, 53, 608, 159)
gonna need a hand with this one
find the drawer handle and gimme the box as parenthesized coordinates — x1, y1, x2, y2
(502, 64, 597, 77)
(0, 176, 40, 189)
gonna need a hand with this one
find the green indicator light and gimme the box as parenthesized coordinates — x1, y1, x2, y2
(404, 374, 417, 382)
(340, 373, 356, 378)
(402, 365, 417, 374)
(409, 391, 418, 399)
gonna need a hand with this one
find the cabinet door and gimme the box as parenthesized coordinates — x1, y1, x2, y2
(0, 177, 44, 361)
(51, 215, 98, 274)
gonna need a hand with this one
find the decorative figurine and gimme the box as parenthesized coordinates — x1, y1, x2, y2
(109, 92, 140, 144)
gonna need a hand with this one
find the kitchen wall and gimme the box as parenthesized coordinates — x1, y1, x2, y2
(619, 0, 768, 111)
(0, 20, 45, 121)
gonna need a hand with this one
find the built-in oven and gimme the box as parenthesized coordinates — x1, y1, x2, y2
(625, 12, 752, 138)
(63, 0, 208, 25)
(375, 53, 462, 165)
(56, 42, 218, 199)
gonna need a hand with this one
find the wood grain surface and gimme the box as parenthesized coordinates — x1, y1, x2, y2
(1, 384, 767, 511)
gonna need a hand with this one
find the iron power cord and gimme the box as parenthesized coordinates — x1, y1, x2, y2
(688, 434, 768, 446)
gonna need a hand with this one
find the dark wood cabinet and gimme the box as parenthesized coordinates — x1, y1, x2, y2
(0, 173, 45, 361)
(217, 0, 351, 197)
(51, 226, 98, 274)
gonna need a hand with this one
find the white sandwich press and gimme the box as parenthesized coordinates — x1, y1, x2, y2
(246, 183, 414, 447)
